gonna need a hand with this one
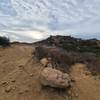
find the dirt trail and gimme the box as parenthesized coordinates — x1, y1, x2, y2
(70, 63, 100, 100)
(0, 44, 67, 100)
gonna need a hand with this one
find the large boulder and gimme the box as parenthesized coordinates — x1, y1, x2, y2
(40, 67, 71, 88)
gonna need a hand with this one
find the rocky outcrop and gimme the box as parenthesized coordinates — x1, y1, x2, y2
(40, 67, 71, 88)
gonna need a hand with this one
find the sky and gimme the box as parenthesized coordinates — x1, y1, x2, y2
(0, 0, 100, 42)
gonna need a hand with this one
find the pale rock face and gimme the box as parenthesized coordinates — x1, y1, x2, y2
(40, 67, 71, 88)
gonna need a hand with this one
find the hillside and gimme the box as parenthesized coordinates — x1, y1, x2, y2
(0, 37, 100, 100)
(35, 35, 100, 57)
(35, 36, 100, 75)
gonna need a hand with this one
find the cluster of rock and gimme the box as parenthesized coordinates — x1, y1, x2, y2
(40, 58, 51, 67)
(40, 57, 55, 69)
(34, 46, 83, 72)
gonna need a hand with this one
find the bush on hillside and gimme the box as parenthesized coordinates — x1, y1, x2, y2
(0, 36, 10, 47)
(34, 46, 83, 72)
(34, 46, 100, 75)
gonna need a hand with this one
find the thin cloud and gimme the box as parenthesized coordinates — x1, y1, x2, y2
(0, 0, 100, 42)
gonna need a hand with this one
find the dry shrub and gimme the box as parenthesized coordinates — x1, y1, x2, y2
(34, 46, 100, 75)
(0, 36, 10, 47)
(34, 46, 82, 72)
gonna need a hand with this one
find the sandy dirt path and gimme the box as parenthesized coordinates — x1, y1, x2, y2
(70, 63, 100, 100)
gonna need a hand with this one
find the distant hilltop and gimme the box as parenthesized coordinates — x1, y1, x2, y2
(35, 35, 100, 56)
(35, 35, 100, 46)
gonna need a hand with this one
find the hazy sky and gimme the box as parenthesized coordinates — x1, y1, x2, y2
(0, 0, 100, 42)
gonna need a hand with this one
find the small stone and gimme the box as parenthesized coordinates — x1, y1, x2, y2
(12, 86, 16, 90)
(5, 86, 12, 93)
(68, 90, 72, 95)
(18, 65, 24, 68)
(40, 58, 49, 67)
(1, 81, 8, 86)
(75, 92, 79, 97)
(47, 63, 53, 68)
(71, 78, 75, 82)
(11, 80, 16, 83)
(30, 73, 33, 77)
(70, 76, 75, 82)
(66, 96, 68, 100)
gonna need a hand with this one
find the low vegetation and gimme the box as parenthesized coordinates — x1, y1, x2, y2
(0, 36, 10, 47)
(34, 36, 100, 75)
(36, 36, 100, 56)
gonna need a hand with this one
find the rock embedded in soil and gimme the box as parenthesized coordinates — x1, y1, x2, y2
(29, 73, 33, 77)
(5, 86, 12, 93)
(1, 81, 8, 85)
(40, 58, 49, 67)
(40, 67, 71, 88)
(11, 79, 16, 83)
